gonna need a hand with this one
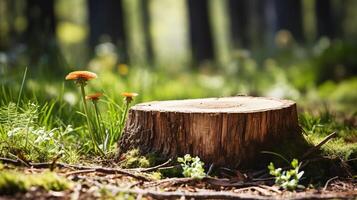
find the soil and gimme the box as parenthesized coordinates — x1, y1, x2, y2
(0, 164, 356, 200)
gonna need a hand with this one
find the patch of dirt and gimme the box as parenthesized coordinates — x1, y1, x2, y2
(1, 167, 356, 200)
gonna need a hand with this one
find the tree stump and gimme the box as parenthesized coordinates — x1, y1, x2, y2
(119, 96, 300, 167)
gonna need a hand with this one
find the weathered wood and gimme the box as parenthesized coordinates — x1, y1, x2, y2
(119, 96, 300, 167)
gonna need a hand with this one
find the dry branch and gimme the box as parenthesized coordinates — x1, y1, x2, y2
(128, 158, 172, 172)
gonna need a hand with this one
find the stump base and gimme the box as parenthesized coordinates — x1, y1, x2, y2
(119, 96, 302, 167)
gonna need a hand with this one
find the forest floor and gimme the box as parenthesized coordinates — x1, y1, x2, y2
(1, 67, 356, 199)
(0, 157, 356, 200)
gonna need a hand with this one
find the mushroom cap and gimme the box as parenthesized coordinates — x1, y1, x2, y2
(65, 71, 97, 81)
(121, 92, 139, 98)
(85, 93, 103, 101)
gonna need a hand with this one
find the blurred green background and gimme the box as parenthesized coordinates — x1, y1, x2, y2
(0, 0, 357, 115)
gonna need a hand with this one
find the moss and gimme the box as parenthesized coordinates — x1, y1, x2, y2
(0, 170, 72, 195)
(120, 149, 161, 169)
(299, 111, 357, 174)
(148, 172, 162, 180)
(307, 135, 357, 161)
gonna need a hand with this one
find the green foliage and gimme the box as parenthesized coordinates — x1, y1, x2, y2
(93, 96, 133, 156)
(65, 71, 135, 157)
(177, 154, 206, 179)
(318, 78, 357, 113)
(0, 102, 70, 162)
(268, 159, 304, 191)
(0, 170, 71, 194)
(313, 41, 357, 84)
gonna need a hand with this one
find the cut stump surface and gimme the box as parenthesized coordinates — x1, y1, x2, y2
(119, 96, 299, 167)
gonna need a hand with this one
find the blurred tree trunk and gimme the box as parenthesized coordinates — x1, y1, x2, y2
(187, 0, 214, 65)
(0, 0, 9, 50)
(315, 0, 335, 38)
(228, 0, 265, 50)
(274, 0, 303, 41)
(88, 0, 127, 60)
(342, 0, 357, 39)
(25, 0, 57, 66)
(264, 0, 278, 50)
(247, 0, 265, 49)
(228, 0, 249, 49)
(26, 0, 56, 38)
(141, 0, 154, 65)
(8, 0, 27, 42)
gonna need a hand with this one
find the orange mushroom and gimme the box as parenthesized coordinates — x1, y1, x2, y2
(85, 93, 103, 101)
(65, 71, 97, 81)
(121, 92, 138, 103)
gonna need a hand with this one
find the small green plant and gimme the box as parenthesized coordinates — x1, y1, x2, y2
(0, 101, 71, 162)
(177, 154, 206, 179)
(268, 159, 304, 191)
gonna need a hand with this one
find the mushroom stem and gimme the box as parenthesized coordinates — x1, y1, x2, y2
(79, 84, 104, 156)
(93, 101, 105, 151)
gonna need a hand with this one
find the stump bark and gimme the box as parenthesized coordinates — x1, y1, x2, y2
(119, 96, 300, 167)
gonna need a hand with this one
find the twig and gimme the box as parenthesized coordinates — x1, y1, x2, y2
(0, 157, 151, 181)
(0, 157, 19, 164)
(143, 177, 264, 189)
(155, 165, 180, 171)
(301, 131, 337, 160)
(62, 164, 151, 181)
(94, 167, 150, 181)
(64, 169, 96, 176)
(50, 153, 63, 171)
(323, 176, 338, 191)
(143, 177, 197, 188)
(110, 188, 266, 200)
(203, 177, 262, 187)
(207, 163, 215, 176)
(233, 186, 272, 196)
(128, 159, 172, 172)
(8, 153, 30, 167)
(251, 177, 275, 182)
(345, 157, 357, 162)
(258, 185, 282, 194)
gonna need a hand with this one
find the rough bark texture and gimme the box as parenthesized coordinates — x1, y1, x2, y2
(119, 96, 300, 167)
